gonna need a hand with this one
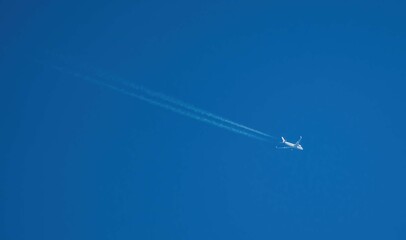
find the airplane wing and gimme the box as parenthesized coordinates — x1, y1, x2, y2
(295, 136, 302, 145)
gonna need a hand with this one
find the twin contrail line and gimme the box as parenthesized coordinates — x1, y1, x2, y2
(89, 70, 275, 140)
(129, 84, 273, 139)
(45, 61, 274, 141)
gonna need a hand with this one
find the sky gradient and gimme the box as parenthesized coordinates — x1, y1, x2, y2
(1, 1, 406, 239)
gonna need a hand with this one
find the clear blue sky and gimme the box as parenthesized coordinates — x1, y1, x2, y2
(1, 1, 405, 239)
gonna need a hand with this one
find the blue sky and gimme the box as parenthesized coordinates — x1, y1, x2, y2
(1, 1, 405, 239)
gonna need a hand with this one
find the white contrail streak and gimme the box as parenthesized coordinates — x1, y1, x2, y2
(89, 71, 274, 140)
(40, 57, 274, 141)
(128, 84, 273, 139)
(48, 64, 270, 141)
(112, 87, 269, 141)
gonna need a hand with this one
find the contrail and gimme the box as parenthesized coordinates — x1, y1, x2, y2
(39, 57, 274, 141)
(111, 87, 270, 141)
(89, 71, 275, 140)
(127, 84, 273, 139)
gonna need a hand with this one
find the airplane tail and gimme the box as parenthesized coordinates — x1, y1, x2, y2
(281, 137, 286, 143)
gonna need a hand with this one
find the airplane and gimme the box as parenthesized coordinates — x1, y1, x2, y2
(276, 136, 303, 150)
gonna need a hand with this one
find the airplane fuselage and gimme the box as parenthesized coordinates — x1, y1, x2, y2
(283, 141, 303, 150)
(277, 136, 303, 150)
(283, 141, 295, 148)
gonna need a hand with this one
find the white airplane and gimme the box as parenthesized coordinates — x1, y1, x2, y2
(276, 136, 303, 150)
